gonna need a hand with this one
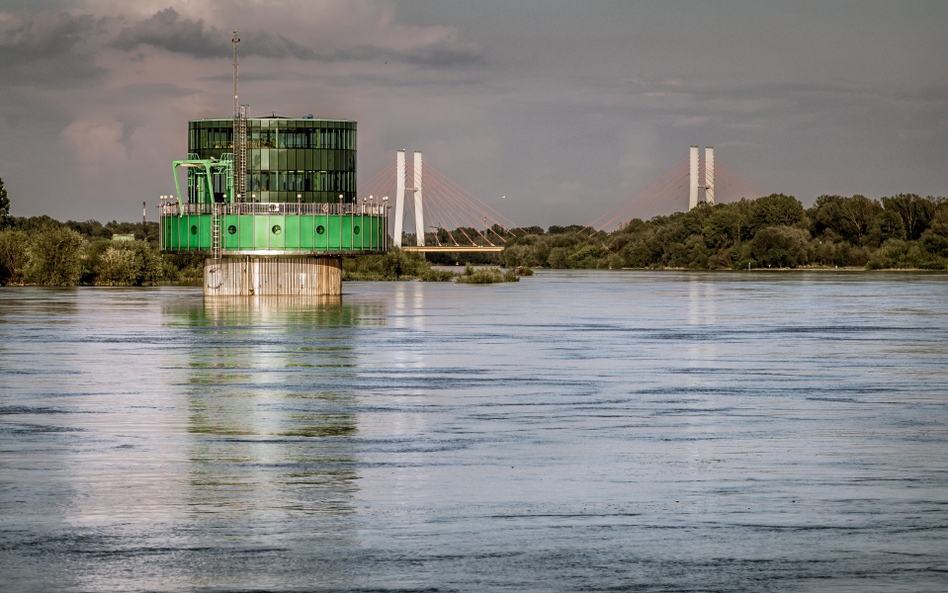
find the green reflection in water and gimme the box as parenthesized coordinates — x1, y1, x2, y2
(159, 294, 388, 560)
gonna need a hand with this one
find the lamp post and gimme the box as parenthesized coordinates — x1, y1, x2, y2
(339, 194, 344, 251)
(382, 196, 389, 251)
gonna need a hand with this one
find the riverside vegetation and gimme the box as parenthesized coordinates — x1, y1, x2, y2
(0, 181, 945, 287)
(501, 193, 948, 271)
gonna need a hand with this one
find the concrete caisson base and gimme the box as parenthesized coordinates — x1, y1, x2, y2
(203, 257, 342, 297)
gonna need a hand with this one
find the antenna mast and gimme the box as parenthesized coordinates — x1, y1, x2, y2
(232, 30, 239, 120)
(232, 31, 246, 200)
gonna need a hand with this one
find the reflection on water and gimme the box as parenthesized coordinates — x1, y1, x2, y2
(172, 296, 381, 589)
(2, 273, 948, 592)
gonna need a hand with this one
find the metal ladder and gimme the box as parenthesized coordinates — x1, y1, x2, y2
(238, 104, 248, 198)
(212, 204, 223, 259)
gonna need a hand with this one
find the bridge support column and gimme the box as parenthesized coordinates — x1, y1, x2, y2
(394, 149, 406, 248)
(203, 257, 341, 297)
(689, 145, 699, 210)
(705, 146, 715, 205)
(413, 150, 425, 246)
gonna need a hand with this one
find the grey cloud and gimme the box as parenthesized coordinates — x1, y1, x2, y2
(402, 40, 483, 67)
(111, 7, 481, 67)
(0, 10, 99, 60)
(0, 11, 109, 85)
(112, 7, 229, 58)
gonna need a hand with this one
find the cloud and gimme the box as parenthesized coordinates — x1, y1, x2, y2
(0, 10, 109, 83)
(112, 7, 228, 58)
(110, 5, 481, 66)
(0, 10, 98, 60)
(59, 116, 128, 170)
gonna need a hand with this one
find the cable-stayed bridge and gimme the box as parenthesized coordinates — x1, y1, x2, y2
(359, 147, 765, 250)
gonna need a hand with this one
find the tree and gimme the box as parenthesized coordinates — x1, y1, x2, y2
(27, 227, 84, 286)
(809, 194, 881, 246)
(749, 226, 811, 268)
(0, 178, 9, 229)
(95, 241, 163, 286)
(0, 229, 29, 285)
(877, 209, 907, 242)
(881, 194, 936, 240)
(703, 204, 749, 249)
(750, 193, 806, 234)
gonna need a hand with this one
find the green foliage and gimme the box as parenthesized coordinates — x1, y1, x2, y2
(750, 193, 806, 232)
(881, 194, 936, 240)
(94, 241, 163, 286)
(342, 249, 456, 281)
(455, 267, 519, 284)
(809, 195, 881, 246)
(866, 239, 945, 270)
(501, 193, 947, 271)
(749, 226, 811, 268)
(0, 229, 29, 285)
(0, 178, 10, 229)
(28, 227, 84, 286)
(0, 192, 944, 286)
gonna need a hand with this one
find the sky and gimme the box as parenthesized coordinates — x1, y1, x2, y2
(0, 0, 946, 226)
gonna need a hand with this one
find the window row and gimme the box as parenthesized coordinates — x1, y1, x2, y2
(248, 149, 355, 173)
(249, 171, 356, 193)
(192, 119, 354, 129)
(189, 128, 356, 151)
(188, 148, 356, 173)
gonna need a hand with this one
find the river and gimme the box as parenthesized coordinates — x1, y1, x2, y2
(2, 271, 947, 592)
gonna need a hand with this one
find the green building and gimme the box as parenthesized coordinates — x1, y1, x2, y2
(159, 116, 389, 296)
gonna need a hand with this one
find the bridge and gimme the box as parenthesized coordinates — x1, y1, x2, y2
(359, 146, 765, 250)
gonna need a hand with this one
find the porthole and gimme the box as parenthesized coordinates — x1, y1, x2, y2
(227, 225, 237, 235)
(353, 226, 361, 235)
(316, 225, 325, 235)
(271, 225, 282, 235)
(190, 225, 197, 235)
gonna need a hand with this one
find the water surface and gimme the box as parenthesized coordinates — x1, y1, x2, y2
(2, 271, 948, 592)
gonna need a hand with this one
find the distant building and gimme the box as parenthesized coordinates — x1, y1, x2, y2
(111, 233, 135, 242)
(158, 115, 388, 297)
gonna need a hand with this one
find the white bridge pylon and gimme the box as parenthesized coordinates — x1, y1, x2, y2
(689, 145, 715, 210)
(393, 149, 425, 248)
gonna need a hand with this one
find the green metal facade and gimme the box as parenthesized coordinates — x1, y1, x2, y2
(161, 212, 386, 253)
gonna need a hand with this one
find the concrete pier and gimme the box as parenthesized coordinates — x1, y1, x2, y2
(203, 257, 342, 297)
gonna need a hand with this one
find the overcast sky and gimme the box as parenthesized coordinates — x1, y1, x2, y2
(1, 0, 946, 226)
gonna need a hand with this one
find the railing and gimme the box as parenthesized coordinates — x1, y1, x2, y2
(159, 199, 388, 218)
(158, 197, 390, 254)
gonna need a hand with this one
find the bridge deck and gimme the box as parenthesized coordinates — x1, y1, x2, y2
(401, 246, 505, 253)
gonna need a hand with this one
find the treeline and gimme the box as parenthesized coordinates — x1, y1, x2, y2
(0, 218, 202, 286)
(2, 190, 945, 287)
(502, 194, 948, 270)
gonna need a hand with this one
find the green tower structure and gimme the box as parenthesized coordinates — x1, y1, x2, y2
(159, 116, 389, 296)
